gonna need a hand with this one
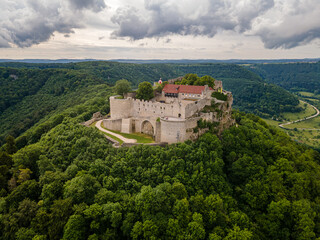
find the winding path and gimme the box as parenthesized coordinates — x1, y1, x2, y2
(279, 100, 320, 130)
(95, 120, 137, 143)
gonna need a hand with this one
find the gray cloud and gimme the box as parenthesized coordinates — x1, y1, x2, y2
(111, 0, 274, 39)
(252, 0, 320, 49)
(0, 36, 10, 48)
(68, 0, 106, 12)
(0, 0, 106, 48)
(111, 7, 149, 40)
(111, 0, 320, 49)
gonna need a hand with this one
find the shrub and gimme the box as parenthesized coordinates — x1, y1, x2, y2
(212, 92, 228, 101)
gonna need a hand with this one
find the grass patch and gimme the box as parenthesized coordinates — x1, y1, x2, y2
(89, 121, 97, 127)
(261, 118, 280, 127)
(284, 116, 320, 129)
(286, 129, 320, 150)
(299, 91, 315, 97)
(282, 101, 316, 121)
(263, 95, 320, 149)
(102, 132, 124, 145)
(100, 123, 154, 143)
(183, 98, 197, 101)
(93, 122, 123, 144)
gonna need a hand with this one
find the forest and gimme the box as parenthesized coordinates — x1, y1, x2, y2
(1, 104, 320, 239)
(247, 62, 320, 93)
(0, 61, 320, 239)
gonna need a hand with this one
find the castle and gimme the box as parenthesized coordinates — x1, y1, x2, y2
(103, 79, 234, 144)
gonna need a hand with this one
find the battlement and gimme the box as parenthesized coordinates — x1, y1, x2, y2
(106, 80, 234, 144)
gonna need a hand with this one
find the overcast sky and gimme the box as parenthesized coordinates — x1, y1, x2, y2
(0, 0, 320, 60)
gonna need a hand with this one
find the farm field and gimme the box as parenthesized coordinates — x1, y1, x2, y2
(263, 92, 320, 150)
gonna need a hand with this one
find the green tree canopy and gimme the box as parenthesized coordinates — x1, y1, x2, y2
(5, 135, 17, 154)
(176, 73, 215, 88)
(63, 174, 101, 204)
(136, 82, 154, 100)
(114, 79, 131, 96)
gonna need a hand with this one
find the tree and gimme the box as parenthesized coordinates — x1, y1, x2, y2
(114, 79, 131, 96)
(224, 225, 253, 240)
(186, 213, 206, 240)
(63, 214, 86, 240)
(63, 174, 101, 204)
(136, 82, 154, 100)
(5, 135, 17, 154)
(48, 198, 74, 240)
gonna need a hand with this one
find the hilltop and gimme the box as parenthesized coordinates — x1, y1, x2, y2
(0, 62, 320, 239)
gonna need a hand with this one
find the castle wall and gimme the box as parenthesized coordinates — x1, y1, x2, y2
(106, 82, 233, 144)
(214, 80, 223, 91)
(160, 118, 187, 144)
(184, 98, 210, 118)
(109, 95, 212, 121)
(131, 98, 186, 119)
(110, 96, 133, 119)
(155, 121, 161, 142)
(184, 117, 200, 140)
(121, 118, 132, 133)
(103, 119, 122, 132)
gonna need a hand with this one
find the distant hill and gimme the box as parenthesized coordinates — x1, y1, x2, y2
(247, 62, 320, 93)
(1, 58, 319, 64)
(0, 59, 98, 64)
(0, 67, 112, 146)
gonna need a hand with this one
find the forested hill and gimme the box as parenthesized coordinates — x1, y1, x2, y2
(0, 62, 178, 86)
(0, 67, 112, 146)
(1, 61, 300, 120)
(1, 62, 320, 239)
(247, 62, 320, 92)
(1, 109, 320, 239)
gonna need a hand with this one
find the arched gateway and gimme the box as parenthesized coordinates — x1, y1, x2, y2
(141, 120, 154, 136)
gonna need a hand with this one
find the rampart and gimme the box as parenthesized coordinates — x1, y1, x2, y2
(105, 79, 234, 145)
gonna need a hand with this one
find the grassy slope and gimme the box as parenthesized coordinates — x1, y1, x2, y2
(282, 101, 316, 121)
(262, 93, 320, 149)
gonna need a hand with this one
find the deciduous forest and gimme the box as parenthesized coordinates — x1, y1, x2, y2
(1, 62, 320, 239)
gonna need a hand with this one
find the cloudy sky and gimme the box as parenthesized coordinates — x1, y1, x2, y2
(0, 0, 320, 60)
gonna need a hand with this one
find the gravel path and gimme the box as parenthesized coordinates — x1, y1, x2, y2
(95, 120, 137, 143)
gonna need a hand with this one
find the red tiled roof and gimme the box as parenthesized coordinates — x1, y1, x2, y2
(162, 84, 208, 94)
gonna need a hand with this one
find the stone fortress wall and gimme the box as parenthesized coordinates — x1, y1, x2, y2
(104, 79, 233, 144)
(104, 95, 207, 143)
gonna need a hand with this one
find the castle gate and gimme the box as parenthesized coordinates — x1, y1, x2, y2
(141, 120, 154, 136)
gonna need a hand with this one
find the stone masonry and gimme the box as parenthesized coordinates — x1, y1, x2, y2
(103, 80, 234, 144)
